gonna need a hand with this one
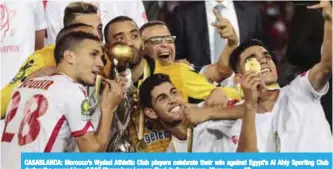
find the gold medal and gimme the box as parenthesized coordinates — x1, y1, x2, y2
(245, 58, 261, 73)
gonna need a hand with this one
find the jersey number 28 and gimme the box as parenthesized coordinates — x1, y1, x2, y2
(1, 91, 48, 145)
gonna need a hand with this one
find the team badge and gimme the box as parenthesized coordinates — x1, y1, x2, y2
(81, 99, 93, 121)
(80, 75, 103, 121)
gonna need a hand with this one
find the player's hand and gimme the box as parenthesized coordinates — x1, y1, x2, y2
(116, 74, 129, 89)
(25, 66, 57, 81)
(101, 79, 125, 113)
(204, 88, 228, 108)
(184, 106, 209, 126)
(240, 71, 260, 106)
(307, 0, 332, 22)
(211, 8, 238, 47)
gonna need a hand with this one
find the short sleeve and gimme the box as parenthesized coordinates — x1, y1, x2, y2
(33, 1, 47, 31)
(199, 65, 208, 75)
(64, 85, 95, 137)
(288, 70, 329, 100)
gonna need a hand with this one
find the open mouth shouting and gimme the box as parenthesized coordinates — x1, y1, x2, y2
(159, 52, 171, 59)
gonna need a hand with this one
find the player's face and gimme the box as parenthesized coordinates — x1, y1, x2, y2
(106, 21, 144, 66)
(74, 39, 104, 86)
(141, 25, 176, 65)
(75, 14, 103, 41)
(238, 46, 278, 85)
(150, 82, 186, 126)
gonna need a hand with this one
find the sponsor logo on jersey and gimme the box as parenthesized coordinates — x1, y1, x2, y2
(144, 131, 170, 144)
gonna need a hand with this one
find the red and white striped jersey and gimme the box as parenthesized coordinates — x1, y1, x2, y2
(1, 73, 95, 169)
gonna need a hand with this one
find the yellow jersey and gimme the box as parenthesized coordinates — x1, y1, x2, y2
(1, 45, 56, 119)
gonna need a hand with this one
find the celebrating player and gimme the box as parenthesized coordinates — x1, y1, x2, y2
(1, 31, 125, 169)
(139, 73, 245, 152)
(1, 2, 103, 119)
(235, 1, 332, 152)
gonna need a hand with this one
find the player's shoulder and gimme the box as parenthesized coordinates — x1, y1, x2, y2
(50, 73, 87, 94)
(282, 71, 309, 93)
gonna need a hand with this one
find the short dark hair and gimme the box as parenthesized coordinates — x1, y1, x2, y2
(54, 31, 100, 64)
(229, 39, 278, 72)
(55, 23, 93, 43)
(104, 16, 135, 44)
(139, 73, 173, 109)
(139, 21, 166, 34)
(63, 2, 98, 27)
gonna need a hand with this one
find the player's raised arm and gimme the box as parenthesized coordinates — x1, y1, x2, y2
(236, 71, 260, 152)
(74, 78, 125, 152)
(201, 9, 238, 83)
(307, 1, 332, 91)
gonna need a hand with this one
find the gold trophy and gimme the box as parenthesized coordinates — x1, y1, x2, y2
(110, 43, 134, 63)
(106, 42, 147, 152)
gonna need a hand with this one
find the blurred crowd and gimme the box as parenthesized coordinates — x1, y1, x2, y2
(0, 0, 332, 164)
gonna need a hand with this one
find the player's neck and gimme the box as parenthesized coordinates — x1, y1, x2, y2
(257, 88, 280, 113)
(56, 64, 77, 82)
(131, 58, 145, 83)
(167, 123, 188, 141)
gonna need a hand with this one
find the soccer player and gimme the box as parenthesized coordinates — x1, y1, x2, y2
(1, 31, 125, 169)
(139, 73, 245, 152)
(1, 2, 103, 119)
(235, 1, 332, 152)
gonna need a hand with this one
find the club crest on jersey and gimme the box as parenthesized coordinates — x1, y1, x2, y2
(81, 99, 93, 121)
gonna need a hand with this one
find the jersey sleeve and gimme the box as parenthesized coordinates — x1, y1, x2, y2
(33, 0, 47, 31)
(64, 86, 95, 137)
(289, 70, 329, 100)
